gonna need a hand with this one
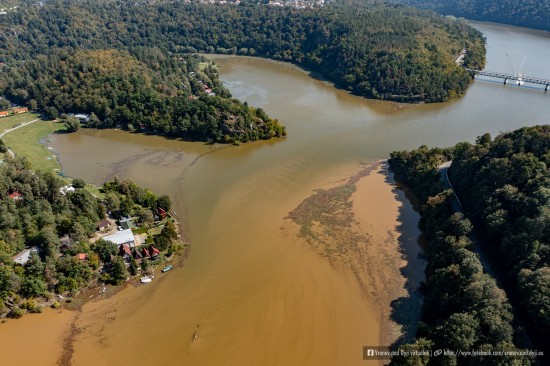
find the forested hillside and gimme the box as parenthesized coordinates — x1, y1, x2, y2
(449, 126, 550, 358)
(0, 0, 485, 103)
(0, 50, 285, 143)
(388, 125, 550, 363)
(392, 0, 550, 31)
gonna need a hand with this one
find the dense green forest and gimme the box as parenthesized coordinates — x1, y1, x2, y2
(392, 0, 550, 31)
(0, 50, 285, 143)
(0, 0, 485, 103)
(0, 154, 177, 318)
(388, 125, 550, 364)
(448, 126, 550, 359)
(389, 148, 530, 365)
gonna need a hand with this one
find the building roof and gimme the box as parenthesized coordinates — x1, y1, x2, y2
(60, 235, 74, 247)
(141, 247, 150, 258)
(120, 218, 136, 230)
(134, 233, 147, 246)
(13, 246, 40, 265)
(133, 249, 143, 259)
(59, 185, 75, 195)
(76, 253, 88, 261)
(9, 191, 23, 200)
(150, 246, 160, 256)
(103, 229, 136, 246)
(97, 219, 111, 229)
(119, 244, 132, 256)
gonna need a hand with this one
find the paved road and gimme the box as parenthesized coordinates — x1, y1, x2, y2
(438, 161, 495, 277)
(0, 118, 41, 158)
(439, 161, 534, 347)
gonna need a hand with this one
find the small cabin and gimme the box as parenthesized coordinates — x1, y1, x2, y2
(96, 219, 112, 233)
(74, 113, 90, 123)
(12, 107, 28, 114)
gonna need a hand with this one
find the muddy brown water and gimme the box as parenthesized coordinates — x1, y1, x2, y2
(1, 21, 549, 366)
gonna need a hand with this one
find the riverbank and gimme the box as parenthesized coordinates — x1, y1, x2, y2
(1, 20, 546, 365)
(0, 214, 189, 366)
(210, 54, 415, 116)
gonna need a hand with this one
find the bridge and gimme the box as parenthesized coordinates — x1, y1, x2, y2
(465, 68, 550, 91)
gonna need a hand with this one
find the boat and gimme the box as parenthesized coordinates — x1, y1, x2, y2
(140, 276, 153, 283)
(161, 265, 173, 273)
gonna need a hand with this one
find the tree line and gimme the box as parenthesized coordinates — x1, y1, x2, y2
(448, 126, 550, 360)
(392, 0, 550, 31)
(387, 126, 550, 364)
(0, 0, 485, 103)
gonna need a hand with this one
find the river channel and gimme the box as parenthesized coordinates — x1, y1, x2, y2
(2, 21, 549, 366)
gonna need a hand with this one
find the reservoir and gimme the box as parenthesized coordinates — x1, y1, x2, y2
(2, 21, 549, 366)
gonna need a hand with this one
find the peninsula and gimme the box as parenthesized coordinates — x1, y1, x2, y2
(0, 0, 485, 108)
(0, 142, 184, 319)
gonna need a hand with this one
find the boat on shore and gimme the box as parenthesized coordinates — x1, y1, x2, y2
(140, 275, 154, 283)
(161, 265, 173, 273)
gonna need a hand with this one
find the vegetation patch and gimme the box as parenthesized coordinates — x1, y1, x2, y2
(392, 0, 550, 31)
(0, 1, 485, 104)
(388, 125, 550, 364)
(0, 156, 184, 319)
(1, 50, 285, 143)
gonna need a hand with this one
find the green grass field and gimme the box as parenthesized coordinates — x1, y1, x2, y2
(2, 119, 65, 172)
(0, 112, 41, 131)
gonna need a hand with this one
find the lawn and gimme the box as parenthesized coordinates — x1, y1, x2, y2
(148, 224, 166, 236)
(198, 61, 217, 71)
(86, 184, 105, 199)
(2, 119, 65, 172)
(0, 112, 42, 131)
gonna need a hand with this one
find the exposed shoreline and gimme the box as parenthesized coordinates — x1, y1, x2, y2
(210, 54, 417, 115)
(285, 160, 424, 347)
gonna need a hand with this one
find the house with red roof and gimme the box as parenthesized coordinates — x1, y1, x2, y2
(75, 253, 88, 261)
(119, 244, 132, 262)
(140, 247, 151, 258)
(9, 191, 23, 201)
(150, 246, 160, 260)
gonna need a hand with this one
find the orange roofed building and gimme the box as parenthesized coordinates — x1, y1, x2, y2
(9, 192, 24, 201)
(12, 107, 28, 114)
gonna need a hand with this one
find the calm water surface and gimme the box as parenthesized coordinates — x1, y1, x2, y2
(40, 21, 550, 366)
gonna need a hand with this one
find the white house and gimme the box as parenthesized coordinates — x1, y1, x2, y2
(74, 113, 90, 123)
(59, 185, 76, 195)
(103, 229, 137, 248)
(13, 246, 40, 265)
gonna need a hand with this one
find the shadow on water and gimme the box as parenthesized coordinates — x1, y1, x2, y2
(382, 168, 427, 348)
